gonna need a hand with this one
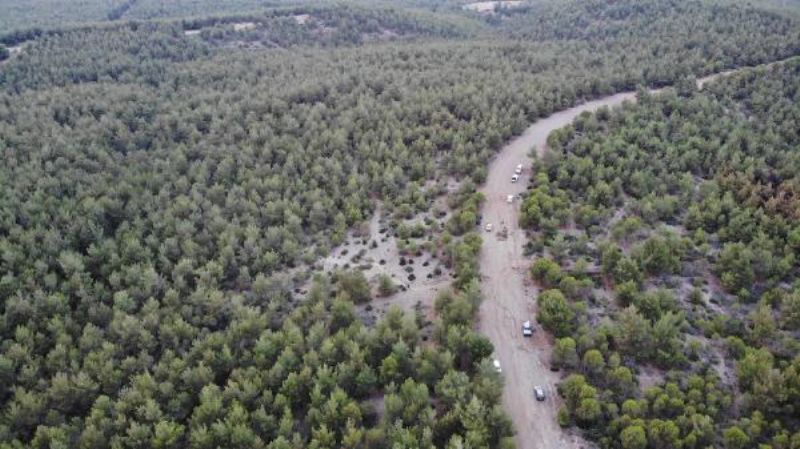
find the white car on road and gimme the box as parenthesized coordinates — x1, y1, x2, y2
(534, 386, 546, 401)
(515, 164, 523, 174)
(493, 359, 502, 373)
(506, 194, 515, 203)
(522, 320, 533, 337)
(485, 223, 493, 232)
(511, 174, 519, 183)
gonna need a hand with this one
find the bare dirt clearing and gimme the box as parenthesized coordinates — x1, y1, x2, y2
(637, 365, 665, 390)
(292, 14, 311, 25)
(315, 206, 452, 326)
(463, 1, 524, 13)
(232, 22, 257, 32)
(1, 45, 25, 66)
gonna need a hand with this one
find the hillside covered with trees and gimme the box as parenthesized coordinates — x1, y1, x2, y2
(1, 0, 800, 447)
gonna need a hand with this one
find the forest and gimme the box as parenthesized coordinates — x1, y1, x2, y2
(0, 0, 311, 34)
(1, 0, 800, 447)
(523, 58, 800, 448)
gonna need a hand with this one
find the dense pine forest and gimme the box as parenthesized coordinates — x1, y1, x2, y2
(1, 0, 800, 448)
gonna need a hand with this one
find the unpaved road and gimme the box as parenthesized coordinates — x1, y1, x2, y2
(477, 94, 634, 449)
(476, 68, 767, 449)
(314, 205, 452, 323)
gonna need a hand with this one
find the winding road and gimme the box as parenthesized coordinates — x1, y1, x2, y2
(475, 67, 776, 449)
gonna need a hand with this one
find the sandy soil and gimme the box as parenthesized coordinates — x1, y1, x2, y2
(463, 1, 524, 13)
(475, 68, 764, 449)
(293, 14, 311, 25)
(637, 365, 665, 390)
(0, 45, 24, 66)
(233, 22, 257, 32)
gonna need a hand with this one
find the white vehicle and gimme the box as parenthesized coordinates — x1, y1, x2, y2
(485, 223, 493, 232)
(506, 194, 515, 203)
(515, 164, 523, 175)
(534, 386, 546, 401)
(493, 359, 502, 373)
(511, 174, 519, 183)
(522, 320, 533, 337)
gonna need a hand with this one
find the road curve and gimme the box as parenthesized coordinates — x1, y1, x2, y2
(476, 67, 769, 449)
(477, 93, 634, 449)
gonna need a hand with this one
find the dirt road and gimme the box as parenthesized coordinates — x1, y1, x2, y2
(477, 93, 635, 449)
(476, 68, 762, 449)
